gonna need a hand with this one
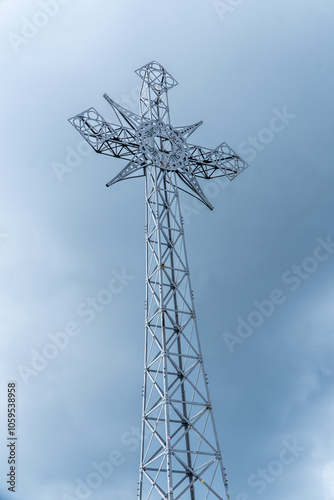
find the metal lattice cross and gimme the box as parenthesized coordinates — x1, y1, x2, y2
(69, 61, 248, 500)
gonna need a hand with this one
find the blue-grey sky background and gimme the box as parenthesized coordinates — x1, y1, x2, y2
(0, 0, 334, 499)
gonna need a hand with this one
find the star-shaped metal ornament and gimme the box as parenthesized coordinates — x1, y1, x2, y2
(69, 61, 248, 211)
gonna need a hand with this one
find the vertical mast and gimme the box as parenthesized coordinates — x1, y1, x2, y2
(135, 60, 177, 123)
(141, 164, 230, 500)
(138, 62, 229, 500)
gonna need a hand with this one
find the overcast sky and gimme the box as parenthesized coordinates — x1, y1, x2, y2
(0, 0, 334, 499)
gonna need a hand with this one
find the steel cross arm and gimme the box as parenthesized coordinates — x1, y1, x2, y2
(187, 142, 248, 180)
(68, 107, 140, 159)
